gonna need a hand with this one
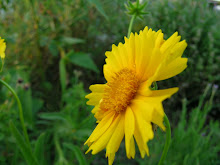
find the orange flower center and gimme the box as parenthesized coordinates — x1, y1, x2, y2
(100, 68, 139, 113)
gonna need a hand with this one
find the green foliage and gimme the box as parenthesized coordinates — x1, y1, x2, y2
(88, 0, 109, 20)
(9, 121, 38, 165)
(63, 143, 88, 165)
(0, 0, 219, 164)
(34, 133, 47, 165)
(66, 51, 99, 73)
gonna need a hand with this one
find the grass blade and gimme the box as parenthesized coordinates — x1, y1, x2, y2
(34, 133, 46, 165)
(63, 143, 88, 165)
(9, 121, 39, 165)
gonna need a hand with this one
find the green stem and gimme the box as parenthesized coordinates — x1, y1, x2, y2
(158, 114, 171, 165)
(127, 14, 136, 38)
(0, 79, 30, 147)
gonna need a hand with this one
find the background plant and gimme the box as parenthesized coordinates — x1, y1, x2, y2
(0, 0, 219, 164)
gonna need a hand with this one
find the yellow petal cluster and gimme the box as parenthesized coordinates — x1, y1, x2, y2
(85, 27, 187, 165)
(0, 37, 6, 59)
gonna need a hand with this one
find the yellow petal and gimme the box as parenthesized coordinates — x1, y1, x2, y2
(135, 88, 178, 115)
(111, 43, 128, 68)
(135, 28, 155, 80)
(129, 136, 135, 159)
(89, 84, 106, 93)
(124, 106, 135, 158)
(141, 48, 162, 81)
(86, 113, 121, 155)
(85, 111, 115, 145)
(106, 113, 125, 164)
(85, 93, 103, 106)
(155, 57, 188, 81)
(136, 79, 154, 96)
(0, 38, 6, 59)
(150, 87, 179, 98)
(105, 48, 122, 70)
(137, 86, 178, 99)
(152, 108, 165, 131)
(104, 34, 136, 82)
(91, 105, 99, 114)
(131, 103, 154, 143)
(165, 40, 187, 63)
(107, 153, 115, 165)
(160, 32, 181, 54)
(130, 99, 154, 122)
(155, 31, 164, 48)
(103, 64, 114, 82)
(85, 84, 106, 106)
(133, 122, 150, 158)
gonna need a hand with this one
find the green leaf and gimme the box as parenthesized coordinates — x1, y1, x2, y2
(59, 58, 67, 93)
(67, 51, 99, 73)
(63, 143, 88, 165)
(49, 40, 59, 57)
(34, 133, 46, 165)
(88, 0, 108, 20)
(32, 98, 44, 114)
(19, 87, 33, 128)
(61, 37, 85, 45)
(39, 112, 66, 121)
(9, 121, 39, 165)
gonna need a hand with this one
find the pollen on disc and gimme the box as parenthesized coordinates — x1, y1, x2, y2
(100, 68, 139, 113)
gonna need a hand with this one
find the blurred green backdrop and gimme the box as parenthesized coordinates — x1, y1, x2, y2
(0, 0, 219, 164)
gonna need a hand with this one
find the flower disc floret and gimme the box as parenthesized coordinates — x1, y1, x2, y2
(100, 68, 139, 113)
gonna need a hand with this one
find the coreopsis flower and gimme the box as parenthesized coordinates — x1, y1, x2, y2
(0, 37, 6, 59)
(85, 27, 187, 165)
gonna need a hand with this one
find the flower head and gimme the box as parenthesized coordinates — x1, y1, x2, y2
(85, 27, 187, 165)
(0, 37, 6, 59)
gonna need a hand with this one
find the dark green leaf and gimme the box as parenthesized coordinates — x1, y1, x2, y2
(59, 58, 67, 93)
(67, 51, 99, 73)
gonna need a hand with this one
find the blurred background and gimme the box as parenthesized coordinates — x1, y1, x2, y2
(0, 0, 219, 164)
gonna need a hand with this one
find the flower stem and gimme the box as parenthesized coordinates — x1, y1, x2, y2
(158, 114, 171, 165)
(127, 14, 136, 38)
(0, 79, 30, 147)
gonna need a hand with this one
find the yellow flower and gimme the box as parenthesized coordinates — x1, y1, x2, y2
(0, 37, 6, 59)
(85, 27, 187, 165)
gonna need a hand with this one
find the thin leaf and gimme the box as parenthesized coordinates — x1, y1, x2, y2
(63, 143, 88, 165)
(9, 121, 39, 165)
(34, 133, 46, 165)
(19, 87, 33, 128)
(39, 112, 66, 121)
(88, 0, 108, 20)
(61, 37, 85, 45)
(59, 58, 67, 93)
